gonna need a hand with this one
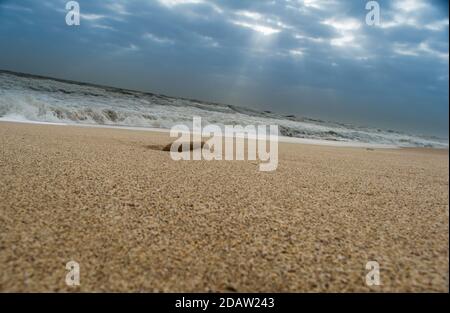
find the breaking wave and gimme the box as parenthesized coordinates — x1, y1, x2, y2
(0, 70, 448, 148)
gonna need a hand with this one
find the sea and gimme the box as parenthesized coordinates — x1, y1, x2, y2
(0, 70, 447, 148)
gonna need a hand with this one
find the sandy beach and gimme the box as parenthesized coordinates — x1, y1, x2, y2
(0, 121, 448, 292)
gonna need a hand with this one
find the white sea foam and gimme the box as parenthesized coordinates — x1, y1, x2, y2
(0, 71, 448, 148)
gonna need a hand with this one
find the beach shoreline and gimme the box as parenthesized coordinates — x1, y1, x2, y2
(0, 121, 448, 292)
(0, 118, 405, 149)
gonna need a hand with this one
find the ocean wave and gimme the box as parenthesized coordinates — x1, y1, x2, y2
(0, 70, 448, 148)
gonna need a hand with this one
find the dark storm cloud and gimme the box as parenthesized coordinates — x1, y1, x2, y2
(0, 0, 448, 136)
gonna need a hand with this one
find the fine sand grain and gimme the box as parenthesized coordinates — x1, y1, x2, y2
(0, 121, 448, 292)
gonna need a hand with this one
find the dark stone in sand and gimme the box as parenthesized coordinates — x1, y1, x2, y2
(162, 141, 208, 152)
(146, 141, 208, 152)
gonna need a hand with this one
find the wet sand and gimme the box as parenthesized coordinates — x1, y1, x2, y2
(0, 121, 448, 292)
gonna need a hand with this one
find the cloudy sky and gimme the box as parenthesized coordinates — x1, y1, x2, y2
(0, 0, 448, 136)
